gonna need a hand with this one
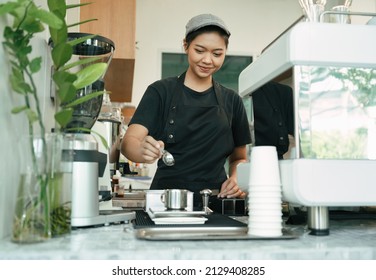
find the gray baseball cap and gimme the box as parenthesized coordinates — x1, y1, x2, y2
(185, 14, 231, 37)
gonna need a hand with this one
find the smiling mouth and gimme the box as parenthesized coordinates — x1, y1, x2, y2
(199, 66, 212, 72)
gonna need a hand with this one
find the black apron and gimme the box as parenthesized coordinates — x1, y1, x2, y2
(151, 73, 234, 203)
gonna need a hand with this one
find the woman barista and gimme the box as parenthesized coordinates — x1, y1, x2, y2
(121, 14, 251, 206)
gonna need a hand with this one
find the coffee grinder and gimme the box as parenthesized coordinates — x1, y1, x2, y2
(93, 92, 122, 196)
(55, 33, 134, 227)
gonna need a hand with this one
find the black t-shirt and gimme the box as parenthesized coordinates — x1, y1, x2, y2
(129, 75, 251, 190)
(252, 81, 294, 158)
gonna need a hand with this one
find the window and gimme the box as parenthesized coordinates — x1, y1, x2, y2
(161, 53, 253, 92)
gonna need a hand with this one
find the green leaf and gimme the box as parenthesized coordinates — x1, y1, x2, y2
(49, 23, 68, 46)
(73, 63, 107, 89)
(18, 3, 46, 33)
(67, 34, 96, 47)
(60, 56, 101, 72)
(91, 130, 109, 149)
(10, 74, 30, 94)
(2, 26, 13, 40)
(67, 18, 97, 29)
(64, 90, 106, 108)
(56, 82, 76, 103)
(0, 2, 19, 16)
(21, 21, 45, 33)
(18, 54, 31, 70)
(66, 2, 93, 10)
(54, 108, 73, 128)
(29, 57, 42, 73)
(51, 42, 72, 68)
(48, 0, 67, 19)
(11, 106, 28, 114)
(53, 70, 77, 85)
(18, 45, 32, 57)
(11, 67, 23, 80)
(30, 8, 64, 29)
(25, 108, 38, 123)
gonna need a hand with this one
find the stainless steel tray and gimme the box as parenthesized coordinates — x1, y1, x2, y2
(135, 227, 299, 240)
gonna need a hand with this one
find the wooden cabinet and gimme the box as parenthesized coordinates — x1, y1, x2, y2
(80, 0, 135, 102)
(80, 0, 136, 59)
(103, 58, 134, 102)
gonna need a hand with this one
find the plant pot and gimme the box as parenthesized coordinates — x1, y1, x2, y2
(12, 133, 73, 243)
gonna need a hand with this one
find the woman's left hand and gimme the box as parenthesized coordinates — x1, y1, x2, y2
(218, 177, 246, 199)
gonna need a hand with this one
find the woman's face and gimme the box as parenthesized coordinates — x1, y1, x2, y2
(185, 32, 227, 79)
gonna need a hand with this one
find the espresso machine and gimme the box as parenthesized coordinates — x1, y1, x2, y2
(238, 19, 376, 235)
(58, 33, 134, 227)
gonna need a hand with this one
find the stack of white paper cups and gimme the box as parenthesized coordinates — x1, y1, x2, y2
(247, 146, 283, 237)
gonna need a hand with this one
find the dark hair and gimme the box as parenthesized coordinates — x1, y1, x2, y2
(185, 25, 229, 49)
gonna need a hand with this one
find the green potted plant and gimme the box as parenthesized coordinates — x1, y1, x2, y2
(0, 0, 107, 242)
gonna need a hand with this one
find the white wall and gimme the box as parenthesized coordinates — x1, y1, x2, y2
(132, 0, 376, 107)
(132, 0, 302, 106)
(0, 5, 19, 239)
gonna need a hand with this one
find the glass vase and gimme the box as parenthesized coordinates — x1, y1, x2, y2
(12, 133, 73, 243)
(49, 133, 74, 237)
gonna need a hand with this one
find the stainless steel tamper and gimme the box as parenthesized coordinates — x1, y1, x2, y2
(200, 189, 213, 215)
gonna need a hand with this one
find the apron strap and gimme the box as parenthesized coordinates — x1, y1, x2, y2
(213, 80, 231, 127)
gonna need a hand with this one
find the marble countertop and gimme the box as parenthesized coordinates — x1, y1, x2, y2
(1, 215, 376, 260)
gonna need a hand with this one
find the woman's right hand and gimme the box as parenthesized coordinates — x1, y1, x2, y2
(122, 124, 164, 164)
(140, 135, 165, 163)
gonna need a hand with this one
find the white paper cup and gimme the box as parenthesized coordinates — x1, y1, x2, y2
(248, 201, 282, 209)
(248, 197, 282, 205)
(248, 227, 282, 237)
(249, 185, 281, 192)
(237, 162, 252, 192)
(249, 146, 281, 185)
(248, 191, 282, 198)
(248, 215, 282, 223)
(248, 209, 283, 216)
(249, 203, 282, 211)
(248, 222, 282, 230)
(248, 220, 282, 227)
